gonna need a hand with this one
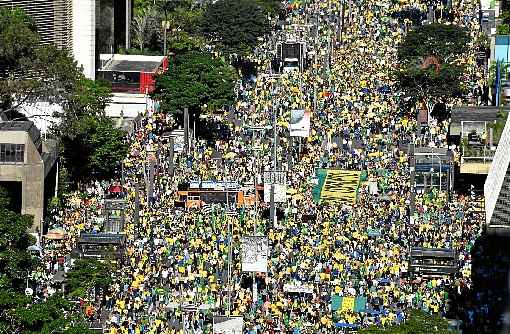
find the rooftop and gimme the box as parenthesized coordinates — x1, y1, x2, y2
(451, 106, 504, 123)
(99, 54, 166, 73)
(0, 121, 34, 132)
(0, 121, 41, 146)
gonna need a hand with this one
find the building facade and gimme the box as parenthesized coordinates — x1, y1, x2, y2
(0, 121, 58, 231)
(484, 113, 510, 232)
(0, 0, 132, 79)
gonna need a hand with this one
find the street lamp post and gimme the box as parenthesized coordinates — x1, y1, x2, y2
(270, 88, 279, 226)
(162, 21, 171, 55)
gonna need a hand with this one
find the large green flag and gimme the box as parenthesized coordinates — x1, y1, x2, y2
(331, 295, 366, 312)
(331, 295, 342, 311)
(353, 297, 367, 312)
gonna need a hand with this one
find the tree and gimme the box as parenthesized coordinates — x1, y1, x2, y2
(0, 207, 92, 333)
(166, 30, 205, 54)
(397, 24, 470, 65)
(0, 8, 84, 112)
(61, 116, 127, 183)
(200, 0, 271, 56)
(0, 291, 94, 334)
(66, 258, 115, 298)
(131, 6, 157, 53)
(358, 310, 454, 334)
(54, 78, 113, 139)
(255, 0, 282, 17)
(0, 208, 34, 291)
(0, 186, 10, 210)
(151, 51, 237, 117)
(395, 23, 471, 118)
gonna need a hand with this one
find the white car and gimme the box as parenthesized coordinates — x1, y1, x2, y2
(282, 58, 300, 73)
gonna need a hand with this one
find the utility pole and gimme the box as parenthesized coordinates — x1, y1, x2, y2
(134, 182, 140, 237)
(168, 137, 174, 178)
(339, 0, 344, 44)
(270, 100, 278, 226)
(147, 159, 155, 206)
(184, 107, 190, 155)
(226, 195, 233, 316)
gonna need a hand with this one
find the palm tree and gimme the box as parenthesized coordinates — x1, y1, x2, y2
(131, 7, 156, 53)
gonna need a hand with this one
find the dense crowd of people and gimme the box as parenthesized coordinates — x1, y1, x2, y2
(30, 0, 494, 333)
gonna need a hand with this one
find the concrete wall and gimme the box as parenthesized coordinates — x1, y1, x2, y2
(72, 0, 96, 79)
(0, 132, 44, 231)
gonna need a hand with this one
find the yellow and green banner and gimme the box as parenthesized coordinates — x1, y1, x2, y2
(312, 169, 361, 204)
(331, 295, 367, 312)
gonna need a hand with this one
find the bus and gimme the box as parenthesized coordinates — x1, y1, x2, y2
(175, 181, 260, 209)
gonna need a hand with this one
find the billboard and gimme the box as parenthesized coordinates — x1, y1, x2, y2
(263, 171, 287, 203)
(290, 109, 311, 137)
(241, 236, 269, 273)
(263, 183, 287, 203)
(213, 316, 243, 334)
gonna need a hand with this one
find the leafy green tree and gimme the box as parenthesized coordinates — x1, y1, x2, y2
(0, 208, 35, 290)
(166, 30, 205, 54)
(166, 5, 204, 36)
(358, 310, 454, 334)
(396, 23, 471, 118)
(0, 207, 92, 333)
(151, 50, 237, 117)
(0, 186, 10, 210)
(0, 291, 94, 334)
(255, 0, 282, 16)
(131, 6, 158, 53)
(397, 24, 470, 66)
(66, 258, 115, 298)
(200, 0, 271, 56)
(61, 116, 127, 183)
(55, 78, 113, 139)
(0, 8, 84, 113)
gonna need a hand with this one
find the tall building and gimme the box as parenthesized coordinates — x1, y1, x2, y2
(0, 121, 58, 231)
(0, 0, 133, 79)
(484, 114, 510, 233)
(0, 0, 73, 49)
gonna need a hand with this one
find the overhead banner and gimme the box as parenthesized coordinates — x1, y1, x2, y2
(312, 169, 361, 204)
(241, 236, 268, 273)
(290, 109, 311, 137)
(263, 183, 287, 203)
(213, 316, 243, 334)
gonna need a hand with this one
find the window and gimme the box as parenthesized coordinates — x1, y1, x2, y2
(0, 144, 24, 163)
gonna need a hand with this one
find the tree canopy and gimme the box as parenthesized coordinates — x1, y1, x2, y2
(0, 8, 84, 112)
(358, 310, 454, 334)
(0, 197, 92, 333)
(200, 0, 271, 56)
(0, 208, 35, 291)
(66, 258, 115, 298)
(397, 23, 470, 65)
(61, 116, 127, 183)
(152, 50, 237, 116)
(395, 23, 471, 114)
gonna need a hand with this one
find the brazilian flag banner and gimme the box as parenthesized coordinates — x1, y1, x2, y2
(312, 169, 361, 204)
(331, 295, 367, 312)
